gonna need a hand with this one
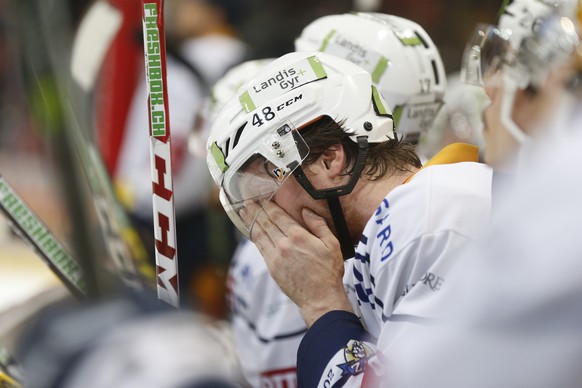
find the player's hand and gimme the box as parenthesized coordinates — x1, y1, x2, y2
(243, 201, 352, 327)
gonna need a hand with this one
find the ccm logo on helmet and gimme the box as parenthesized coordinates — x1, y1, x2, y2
(251, 94, 303, 127)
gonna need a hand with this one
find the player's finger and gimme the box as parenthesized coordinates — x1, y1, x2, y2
(252, 202, 289, 243)
(302, 208, 341, 252)
(261, 201, 301, 234)
(249, 217, 276, 254)
(241, 202, 282, 250)
(240, 200, 262, 229)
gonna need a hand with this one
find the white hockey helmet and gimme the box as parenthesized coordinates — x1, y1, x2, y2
(462, 0, 578, 88)
(295, 12, 446, 143)
(189, 58, 274, 158)
(461, 0, 579, 142)
(206, 51, 395, 237)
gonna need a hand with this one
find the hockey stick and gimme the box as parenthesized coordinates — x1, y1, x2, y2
(30, 0, 156, 293)
(66, 109, 154, 292)
(142, 0, 180, 307)
(0, 176, 86, 299)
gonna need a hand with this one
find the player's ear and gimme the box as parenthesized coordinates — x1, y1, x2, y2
(317, 144, 347, 182)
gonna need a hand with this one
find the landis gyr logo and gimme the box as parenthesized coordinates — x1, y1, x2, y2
(252, 67, 308, 92)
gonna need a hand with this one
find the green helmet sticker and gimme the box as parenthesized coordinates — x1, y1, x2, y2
(319, 29, 337, 52)
(497, 0, 512, 19)
(239, 90, 256, 113)
(397, 33, 423, 46)
(371, 85, 390, 116)
(307, 55, 327, 79)
(210, 142, 229, 173)
(392, 105, 404, 128)
(371, 57, 390, 84)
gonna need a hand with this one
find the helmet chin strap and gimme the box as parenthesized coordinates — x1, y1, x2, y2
(500, 72, 530, 144)
(326, 195, 355, 260)
(290, 136, 369, 260)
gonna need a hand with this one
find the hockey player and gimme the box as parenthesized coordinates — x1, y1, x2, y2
(223, 13, 450, 386)
(206, 51, 493, 386)
(375, 2, 582, 387)
(460, 0, 579, 172)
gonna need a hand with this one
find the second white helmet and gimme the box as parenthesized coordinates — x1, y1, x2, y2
(295, 12, 447, 143)
(189, 58, 275, 158)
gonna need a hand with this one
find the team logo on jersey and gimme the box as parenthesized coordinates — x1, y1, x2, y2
(337, 340, 375, 377)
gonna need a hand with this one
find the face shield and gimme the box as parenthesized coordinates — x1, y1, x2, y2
(461, 24, 512, 87)
(213, 122, 310, 238)
(460, 23, 533, 145)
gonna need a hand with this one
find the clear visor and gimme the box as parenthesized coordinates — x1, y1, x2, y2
(219, 124, 310, 238)
(461, 23, 511, 87)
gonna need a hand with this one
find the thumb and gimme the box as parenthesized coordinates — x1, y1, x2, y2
(302, 208, 337, 247)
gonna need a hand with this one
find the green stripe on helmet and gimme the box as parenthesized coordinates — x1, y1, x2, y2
(497, 0, 512, 19)
(399, 35, 423, 46)
(307, 55, 327, 79)
(210, 142, 229, 173)
(319, 29, 336, 52)
(392, 105, 404, 128)
(371, 57, 389, 84)
(371, 85, 390, 116)
(239, 90, 256, 113)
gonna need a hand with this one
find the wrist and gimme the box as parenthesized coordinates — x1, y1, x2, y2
(300, 298, 353, 327)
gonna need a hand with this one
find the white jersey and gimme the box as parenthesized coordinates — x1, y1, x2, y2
(228, 240, 307, 387)
(297, 149, 493, 387)
(353, 161, 492, 338)
(228, 240, 359, 387)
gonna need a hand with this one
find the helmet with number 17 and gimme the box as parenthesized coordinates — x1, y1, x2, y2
(206, 51, 395, 238)
(295, 12, 447, 144)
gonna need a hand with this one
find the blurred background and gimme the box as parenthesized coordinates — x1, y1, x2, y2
(0, 0, 501, 376)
